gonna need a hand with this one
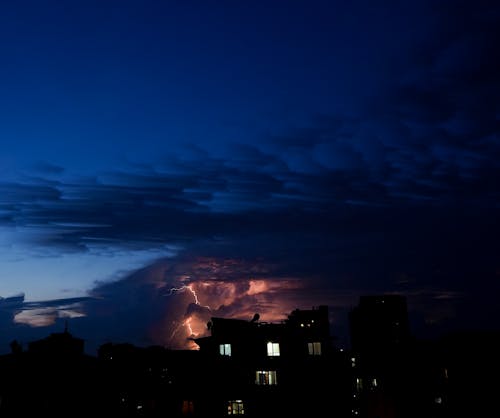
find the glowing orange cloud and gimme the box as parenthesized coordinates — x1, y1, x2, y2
(14, 304, 85, 327)
(150, 257, 317, 350)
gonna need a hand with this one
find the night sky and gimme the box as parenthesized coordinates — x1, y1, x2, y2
(1, 0, 499, 355)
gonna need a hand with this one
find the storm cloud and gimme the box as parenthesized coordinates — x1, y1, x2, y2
(1, 0, 499, 354)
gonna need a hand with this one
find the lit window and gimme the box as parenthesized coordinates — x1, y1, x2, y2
(267, 342, 280, 357)
(255, 370, 278, 385)
(219, 343, 232, 356)
(371, 378, 377, 388)
(355, 377, 363, 392)
(308, 342, 322, 355)
(182, 400, 195, 415)
(227, 400, 245, 415)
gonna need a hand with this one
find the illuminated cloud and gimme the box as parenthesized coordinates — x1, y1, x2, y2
(156, 262, 316, 349)
(73, 256, 333, 351)
(0, 295, 93, 353)
(14, 303, 85, 327)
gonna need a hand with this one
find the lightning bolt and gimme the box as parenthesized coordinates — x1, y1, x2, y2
(168, 284, 198, 302)
(184, 316, 193, 336)
(166, 284, 211, 343)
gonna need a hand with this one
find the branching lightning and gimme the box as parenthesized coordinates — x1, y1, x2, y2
(167, 284, 197, 303)
(166, 284, 211, 344)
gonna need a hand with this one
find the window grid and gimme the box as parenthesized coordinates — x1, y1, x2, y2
(255, 370, 278, 385)
(266, 342, 280, 357)
(219, 343, 232, 356)
(227, 400, 245, 415)
(307, 342, 322, 356)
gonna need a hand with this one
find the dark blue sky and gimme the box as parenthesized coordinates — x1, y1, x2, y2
(1, 0, 499, 354)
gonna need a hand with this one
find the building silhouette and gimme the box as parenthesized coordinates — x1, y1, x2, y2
(349, 295, 410, 418)
(0, 325, 103, 417)
(193, 305, 350, 417)
(349, 294, 411, 355)
(348, 294, 460, 418)
(1, 297, 497, 417)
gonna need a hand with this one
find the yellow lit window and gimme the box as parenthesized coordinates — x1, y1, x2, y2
(307, 342, 322, 355)
(267, 342, 280, 356)
(227, 400, 245, 415)
(255, 370, 277, 385)
(355, 377, 363, 392)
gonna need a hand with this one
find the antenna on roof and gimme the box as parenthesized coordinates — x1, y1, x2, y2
(250, 313, 260, 323)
